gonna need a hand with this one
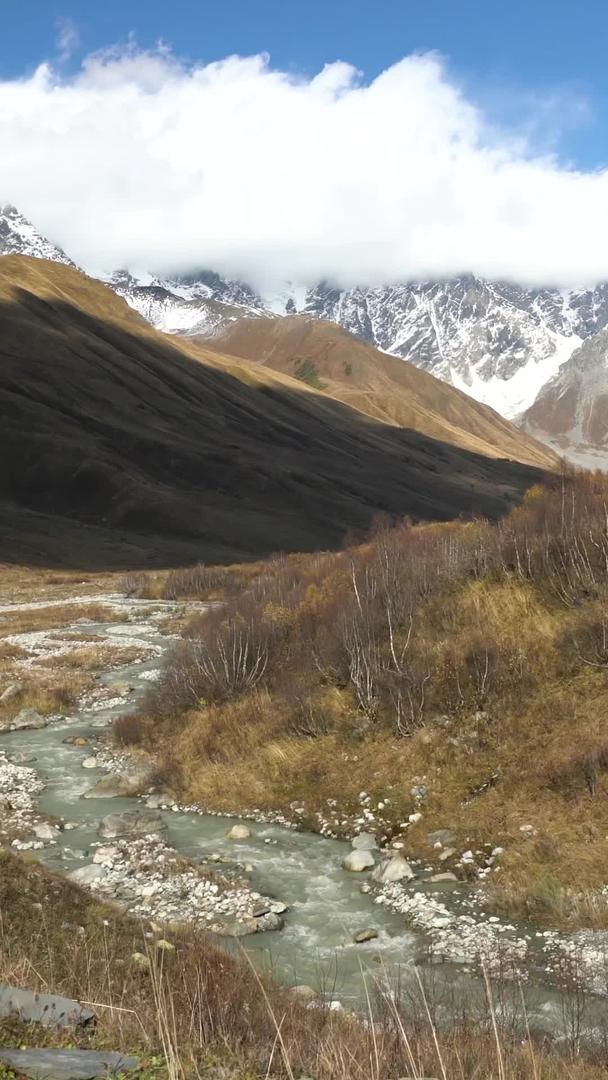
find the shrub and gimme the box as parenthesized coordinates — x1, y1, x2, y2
(113, 711, 148, 746)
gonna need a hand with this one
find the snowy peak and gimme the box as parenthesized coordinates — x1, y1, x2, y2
(106, 267, 268, 338)
(0, 205, 75, 266)
(302, 277, 584, 418)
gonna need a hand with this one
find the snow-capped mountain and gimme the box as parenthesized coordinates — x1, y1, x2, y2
(104, 268, 268, 338)
(0, 205, 75, 266)
(301, 279, 590, 419)
(4, 202, 608, 439)
(119, 273, 608, 420)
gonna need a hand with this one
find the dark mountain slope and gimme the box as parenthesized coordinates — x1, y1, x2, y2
(0, 257, 545, 569)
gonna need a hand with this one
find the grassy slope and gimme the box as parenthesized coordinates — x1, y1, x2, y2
(125, 473, 608, 929)
(203, 314, 559, 470)
(0, 257, 545, 570)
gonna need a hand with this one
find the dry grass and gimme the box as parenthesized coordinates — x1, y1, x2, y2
(0, 849, 606, 1079)
(125, 472, 608, 929)
(0, 670, 91, 719)
(38, 644, 147, 673)
(0, 590, 149, 731)
(0, 603, 128, 638)
(0, 565, 120, 605)
(0, 642, 26, 665)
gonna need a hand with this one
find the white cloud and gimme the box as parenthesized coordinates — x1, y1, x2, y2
(1, 45, 607, 289)
(56, 19, 80, 63)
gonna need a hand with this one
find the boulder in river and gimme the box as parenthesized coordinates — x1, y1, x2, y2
(351, 832, 378, 851)
(343, 849, 375, 872)
(371, 852, 415, 884)
(0, 985, 95, 1029)
(254, 911, 284, 932)
(0, 1049, 138, 1080)
(253, 900, 288, 917)
(225, 823, 251, 840)
(429, 872, 458, 883)
(32, 822, 60, 841)
(353, 927, 379, 943)
(145, 793, 170, 809)
(0, 708, 47, 733)
(215, 917, 259, 937)
(83, 767, 153, 799)
(63, 736, 89, 747)
(98, 809, 167, 839)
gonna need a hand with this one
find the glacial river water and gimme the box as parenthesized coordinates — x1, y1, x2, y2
(3, 598, 608, 1043)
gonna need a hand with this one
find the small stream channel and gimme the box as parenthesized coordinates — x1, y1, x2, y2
(3, 597, 608, 1044)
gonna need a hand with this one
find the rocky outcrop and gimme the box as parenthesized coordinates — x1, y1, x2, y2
(98, 809, 167, 839)
(0, 708, 47, 733)
(371, 852, 415, 884)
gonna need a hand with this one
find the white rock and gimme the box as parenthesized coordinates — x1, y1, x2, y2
(226, 824, 251, 840)
(351, 832, 377, 851)
(69, 864, 106, 885)
(343, 849, 375, 872)
(371, 853, 415, 884)
(32, 822, 60, 841)
(81, 757, 98, 769)
(92, 844, 119, 865)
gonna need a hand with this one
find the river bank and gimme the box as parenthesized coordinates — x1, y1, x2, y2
(2, 589, 608, 1039)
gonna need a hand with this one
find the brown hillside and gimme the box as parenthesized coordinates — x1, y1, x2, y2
(205, 315, 558, 470)
(0, 257, 545, 569)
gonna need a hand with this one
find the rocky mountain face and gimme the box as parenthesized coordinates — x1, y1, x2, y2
(104, 269, 267, 338)
(0, 205, 75, 267)
(3, 204, 608, 442)
(302, 279, 608, 419)
(523, 329, 608, 464)
(122, 273, 608, 422)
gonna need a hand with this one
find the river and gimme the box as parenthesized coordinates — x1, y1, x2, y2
(2, 596, 608, 1045)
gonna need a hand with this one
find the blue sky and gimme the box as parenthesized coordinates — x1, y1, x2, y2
(2, 0, 605, 168)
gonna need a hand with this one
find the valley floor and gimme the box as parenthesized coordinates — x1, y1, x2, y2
(5, 478, 608, 1080)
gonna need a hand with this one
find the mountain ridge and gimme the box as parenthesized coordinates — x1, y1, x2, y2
(204, 313, 559, 471)
(0, 255, 545, 568)
(3, 204, 608, 439)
